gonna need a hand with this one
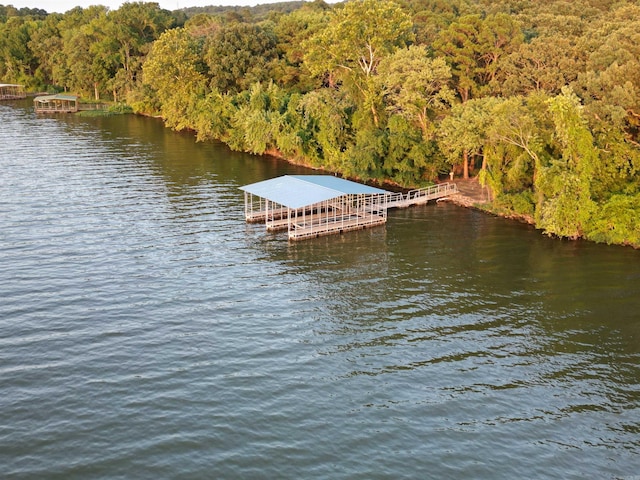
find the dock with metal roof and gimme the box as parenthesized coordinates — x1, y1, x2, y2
(240, 175, 458, 241)
(241, 175, 388, 240)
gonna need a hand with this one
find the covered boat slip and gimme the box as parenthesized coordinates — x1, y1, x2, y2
(0, 84, 26, 100)
(33, 94, 78, 113)
(265, 193, 387, 240)
(241, 175, 388, 240)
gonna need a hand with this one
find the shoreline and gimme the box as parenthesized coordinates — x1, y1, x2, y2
(139, 115, 639, 249)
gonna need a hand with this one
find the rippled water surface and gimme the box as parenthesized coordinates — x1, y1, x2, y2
(1, 102, 639, 479)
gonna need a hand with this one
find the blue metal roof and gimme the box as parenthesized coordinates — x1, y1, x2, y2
(240, 175, 387, 209)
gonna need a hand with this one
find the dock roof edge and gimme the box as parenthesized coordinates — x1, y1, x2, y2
(240, 175, 387, 210)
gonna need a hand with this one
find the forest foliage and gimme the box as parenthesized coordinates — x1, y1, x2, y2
(1, 0, 639, 247)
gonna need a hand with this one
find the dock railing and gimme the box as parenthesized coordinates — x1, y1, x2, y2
(385, 182, 458, 209)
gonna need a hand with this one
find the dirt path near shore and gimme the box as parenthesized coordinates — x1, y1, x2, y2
(448, 177, 490, 207)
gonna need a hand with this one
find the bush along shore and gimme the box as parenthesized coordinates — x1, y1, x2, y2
(2, 0, 639, 247)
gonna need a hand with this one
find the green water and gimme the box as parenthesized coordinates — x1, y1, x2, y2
(1, 103, 639, 479)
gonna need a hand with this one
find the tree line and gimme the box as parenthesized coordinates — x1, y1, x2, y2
(1, 0, 639, 247)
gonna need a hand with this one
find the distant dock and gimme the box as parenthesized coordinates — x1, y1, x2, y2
(0, 84, 26, 100)
(33, 94, 78, 113)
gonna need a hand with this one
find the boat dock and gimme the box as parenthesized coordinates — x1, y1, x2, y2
(0, 84, 26, 100)
(33, 94, 78, 113)
(241, 176, 458, 241)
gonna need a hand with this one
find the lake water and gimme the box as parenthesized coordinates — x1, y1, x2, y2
(1, 102, 639, 479)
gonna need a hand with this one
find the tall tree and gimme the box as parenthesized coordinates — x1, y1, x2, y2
(535, 87, 599, 238)
(104, 2, 175, 101)
(433, 13, 523, 101)
(432, 14, 483, 103)
(230, 81, 287, 155)
(272, 6, 328, 92)
(438, 96, 499, 178)
(481, 94, 553, 211)
(60, 7, 110, 99)
(303, 0, 414, 126)
(27, 13, 64, 88)
(141, 27, 207, 129)
(499, 36, 583, 96)
(575, 7, 640, 147)
(0, 16, 38, 83)
(379, 46, 455, 139)
(296, 88, 355, 170)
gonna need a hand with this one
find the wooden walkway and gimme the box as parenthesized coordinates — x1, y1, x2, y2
(385, 182, 458, 208)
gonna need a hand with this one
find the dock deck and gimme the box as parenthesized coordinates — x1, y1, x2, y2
(290, 212, 386, 240)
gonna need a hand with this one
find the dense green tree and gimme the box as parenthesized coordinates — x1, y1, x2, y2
(183, 12, 220, 38)
(438, 97, 499, 178)
(575, 8, 640, 146)
(27, 13, 64, 88)
(343, 125, 388, 180)
(406, 0, 472, 45)
(376, 45, 455, 183)
(203, 22, 279, 94)
(589, 193, 640, 246)
(271, 6, 327, 92)
(189, 89, 234, 143)
(103, 2, 175, 101)
(141, 27, 207, 128)
(229, 81, 288, 154)
(60, 7, 111, 99)
(384, 114, 446, 184)
(433, 13, 523, 101)
(499, 36, 582, 96)
(303, 0, 414, 126)
(480, 94, 551, 213)
(379, 46, 455, 139)
(535, 87, 598, 239)
(0, 16, 38, 84)
(516, 12, 586, 40)
(296, 88, 355, 170)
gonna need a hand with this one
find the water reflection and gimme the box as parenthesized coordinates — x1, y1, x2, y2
(3, 102, 639, 478)
(260, 202, 640, 446)
(67, 112, 311, 190)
